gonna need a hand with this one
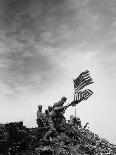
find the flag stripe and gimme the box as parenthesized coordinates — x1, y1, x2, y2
(74, 72, 92, 87)
(74, 70, 93, 93)
(74, 78, 93, 93)
(74, 89, 93, 101)
(74, 78, 93, 91)
(74, 70, 90, 85)
(83, 89, 93, 100)
(74, 76, 92, 88)
(74, 75, 93, 88)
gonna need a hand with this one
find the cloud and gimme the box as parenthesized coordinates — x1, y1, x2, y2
(0, 0, 115, 98)
(0, 0, 115, 97)
(0, 0, 66, 92)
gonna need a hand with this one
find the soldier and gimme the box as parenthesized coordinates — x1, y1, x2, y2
(68, 116, 82, 129)
(44, 97, 68, 140)
(47, 106, 55, 130)
(44, 106, 57, 141)
(69, 115, 74, 124)
(73, 117, 82, 129)
(36, 105, 44, 127)
(43, 109, 49, 126)
(48, 106, 53, 113)
(52, 97, 67, 131)
(52, 96, 67, 123)
(53, 96, 67, 108)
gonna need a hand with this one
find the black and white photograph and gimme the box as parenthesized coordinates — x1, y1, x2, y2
(0, 0, 116, 154)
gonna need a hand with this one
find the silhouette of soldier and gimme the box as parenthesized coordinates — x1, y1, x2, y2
(43, 109, 49, 126)
(44, 97, 67, 140)
(47, 106, 55, 130)
(36, 105, 44, 127)
(52, 97, 67, 131)
(69, 115, 74, 124)
(68, 115, 82, 129)
(44, 106, 57, 141)
(53, 96, 67, 108)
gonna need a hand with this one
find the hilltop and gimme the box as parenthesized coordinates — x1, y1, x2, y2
(0, 120, 116, 155)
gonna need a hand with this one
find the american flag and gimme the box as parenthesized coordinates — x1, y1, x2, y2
(74, 91, 83, 101)
(73, 70, 94, 93)
(74, 89, 93, 101)
(82, 89, 93, 100)
(73, 70, 94, 101)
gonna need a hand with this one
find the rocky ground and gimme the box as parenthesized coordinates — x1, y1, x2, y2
(0, 121, 116, 155)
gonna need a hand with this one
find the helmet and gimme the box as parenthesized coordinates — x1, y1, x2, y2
(70, 115, 73, 119)
(45, 109, 49, 114)
(48, 106, 53, 111)
(38, 105, 42, 109)
(61, 96, 67, 101)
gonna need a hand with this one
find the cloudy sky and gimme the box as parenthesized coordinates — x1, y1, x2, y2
(0, 0, 116, 143)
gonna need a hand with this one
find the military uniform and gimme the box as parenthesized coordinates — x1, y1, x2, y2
(53, 96, 67, 108)
(36, 105, 44, 127)
(44, 106, 57, 140)
(69, 115, 74, 125)
(52, 97, 67, 130)
(43, 109, 49, 126)
(47, 106, 55, 130)
(70, 117, 82, 129)
(44, 97, 67, 140)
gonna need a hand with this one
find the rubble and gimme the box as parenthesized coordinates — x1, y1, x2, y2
(0, 119, 116, 155)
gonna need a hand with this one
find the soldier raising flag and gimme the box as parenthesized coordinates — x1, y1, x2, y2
(36, 70, 94, 131)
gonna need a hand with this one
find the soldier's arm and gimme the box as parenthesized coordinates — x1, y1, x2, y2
(54, 106, 65, 111)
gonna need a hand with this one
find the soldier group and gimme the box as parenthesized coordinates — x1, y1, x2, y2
(36, 96, 82, 135)
(36, 97, 67, 130)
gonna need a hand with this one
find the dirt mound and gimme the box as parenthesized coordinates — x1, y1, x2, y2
(0, 121, 116, 155)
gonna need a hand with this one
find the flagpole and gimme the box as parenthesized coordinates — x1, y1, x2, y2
(75, 106, 77, 117)
(74, 91, 77, 117)
(73, 79, 77, 118)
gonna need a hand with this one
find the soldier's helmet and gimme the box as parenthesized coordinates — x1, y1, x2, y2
(48, 106, 53, 111)
(61, 96, 67, 101)
(76, 117, 81, 122)
(38, 105, 42, 109)
(70, 115, 73, 119)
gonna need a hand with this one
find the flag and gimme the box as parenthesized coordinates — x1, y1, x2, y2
(74, 89, 93, 102)
(73, 70, 94, 93)
(82, 89, 93, 100)
(74, 91, 83, 101)
(72, 70, 94, 107)
(66, 89, 93, 108)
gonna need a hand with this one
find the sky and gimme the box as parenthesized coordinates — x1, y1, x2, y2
(0, 0, 116, 143)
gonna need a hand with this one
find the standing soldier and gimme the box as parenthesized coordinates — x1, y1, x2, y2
(36, 105, 44, 127)
(44, 106, 57, 140)
(43, 109, 49, 126)
(47, 106, 55, 130)
(53, 96, 67, 108)
(52, 97, 67, 130)
(72, 117, 82, 129)
(69, 115, 74, 124)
